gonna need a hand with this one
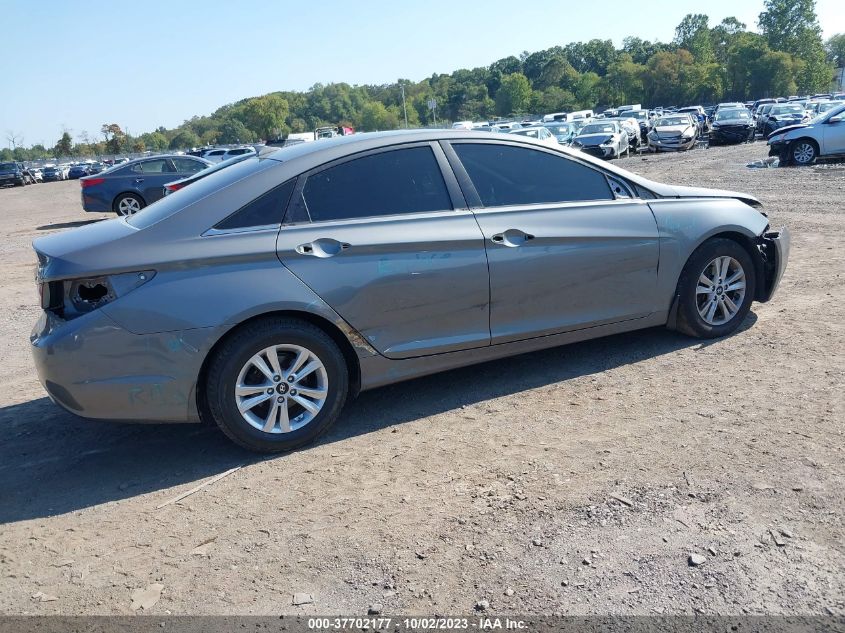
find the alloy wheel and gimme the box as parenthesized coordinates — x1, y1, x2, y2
(696, 256, 746, 326)
(792, 142, 815, 165)
(234, 344, 328, 434)
(117, 197, 142, 215)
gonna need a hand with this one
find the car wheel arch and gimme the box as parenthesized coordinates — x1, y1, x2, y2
(195, 310, 363, 424)
(666, 230, 765, 330)
(112, 191, 147, 209)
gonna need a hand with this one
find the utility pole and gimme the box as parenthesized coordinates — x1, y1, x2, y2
(401, 82, 409, 128)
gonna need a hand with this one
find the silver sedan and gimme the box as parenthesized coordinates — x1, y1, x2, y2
(32, 130, 789, 452)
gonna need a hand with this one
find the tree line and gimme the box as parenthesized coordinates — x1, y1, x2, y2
(4, 0, 843, 161)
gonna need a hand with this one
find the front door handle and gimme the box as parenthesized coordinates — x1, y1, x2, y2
(490, 229, 535, 247)
(134, 178, 144, 183)
(295, 238, 351, 258)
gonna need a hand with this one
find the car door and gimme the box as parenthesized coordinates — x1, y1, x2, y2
(444, 140, 660, 344)
(822, 111, 845, 154)
(275, 142, 491, 359)
(130, 158, 177, 203)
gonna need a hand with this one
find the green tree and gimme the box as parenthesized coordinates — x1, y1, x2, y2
(536, 55, 581, 91)
(54, 132, 73, 157)
(825, 33, 845, 67)
(759, 0, 831, 92)
(240, 94, 290, 139)
(169, 130, 200, 150)
(674, 13, 714, 63)
(217, 118, 254, 144)
(357, 102, 400, 131)
(495, 73, 532, 115)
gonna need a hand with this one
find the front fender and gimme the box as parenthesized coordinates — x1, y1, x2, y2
(648, 198, 769, 313)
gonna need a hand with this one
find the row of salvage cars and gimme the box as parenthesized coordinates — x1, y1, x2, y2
(34, 129, 790, 453)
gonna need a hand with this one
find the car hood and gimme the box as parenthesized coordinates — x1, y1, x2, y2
(768, 123, 809, 138)
(653, 125, 693, 136)
(574, 134, 615, 146)
(714, 118, 753, 126)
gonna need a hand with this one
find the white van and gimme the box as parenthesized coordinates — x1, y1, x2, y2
(542, 112, 569, 122)
(567, 109, 594, 122)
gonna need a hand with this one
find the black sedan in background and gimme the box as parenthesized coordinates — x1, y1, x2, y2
(709, 109, 755, 145)
(67, 164, 91, 179)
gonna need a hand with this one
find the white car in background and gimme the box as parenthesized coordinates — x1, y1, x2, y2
(570, 120, 629, 159)
(767, 102, 845, 165)
(508, 126, 559, 147)
(201, 147, 257, 164)
(647, 114, 699, 152)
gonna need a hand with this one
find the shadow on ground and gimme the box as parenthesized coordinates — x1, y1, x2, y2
(0, 316, 755, 524)
(36, 219, 103, 231)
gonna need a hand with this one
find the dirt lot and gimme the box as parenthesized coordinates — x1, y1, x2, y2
(0, 143, 842, 617)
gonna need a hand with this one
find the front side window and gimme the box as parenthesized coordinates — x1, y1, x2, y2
(302, 146, 452, 222)
(214, 179, 296, 231)
(132, 159, 171, 173)
(453, 143, 612, 207)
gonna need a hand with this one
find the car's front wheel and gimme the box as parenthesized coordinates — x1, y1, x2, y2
(790, 139, 817, 166)
(675, 238, 756, 339)
(205, 317, 349, 453)
(114, 193, 145, 216)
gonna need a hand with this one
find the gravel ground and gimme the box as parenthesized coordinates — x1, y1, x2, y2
(0, 142, 842, 616)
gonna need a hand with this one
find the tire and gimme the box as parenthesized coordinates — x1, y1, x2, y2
(113, 193, 145, 216)
(205, 317, 349, 453)
(790, 139, 817, 166)
(675, 238, 757, 339)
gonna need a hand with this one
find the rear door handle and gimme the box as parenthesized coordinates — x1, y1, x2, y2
(295, 238, 350, 258)
(490, 229, 535, 247)
(134, 178, 144, 183)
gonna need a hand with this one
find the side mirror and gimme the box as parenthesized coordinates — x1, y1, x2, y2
(827, 115, 843, 124)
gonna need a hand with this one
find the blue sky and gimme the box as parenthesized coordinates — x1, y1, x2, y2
(2, 0, 842, 146)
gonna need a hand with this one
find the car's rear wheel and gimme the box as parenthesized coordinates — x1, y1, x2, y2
(114, 193, 145, 216)
(205, 317, 349, 453)
(790, 139, 817, 166)
(675, 238, 756, 339)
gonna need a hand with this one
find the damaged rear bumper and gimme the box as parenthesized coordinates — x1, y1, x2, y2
(756, 227, 790, 302)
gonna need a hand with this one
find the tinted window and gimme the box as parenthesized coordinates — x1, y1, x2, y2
(132, 159, 171, 173)
(172, 157, 206, 173)
(302, 146, 451, 222)
(214, 179, 296, 231)
(453, 143, 612, 207)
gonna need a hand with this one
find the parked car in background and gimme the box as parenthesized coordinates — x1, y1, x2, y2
(762, 103, 809, 137)
(80, 155, 211, 215)
(608, 117, 641, 149)
(507, 126, 559, 147)
(162, 153, 259, 196)
(42, 165, 64, 182)
(677, 106, 707, 133)
(709, 108, 756, 145)
(31, 129, 790, 453)
(647, 114, 698, 152)
(768, 103, 845, 165)
(755, 103, 776, 134)
(0, 161, 32, 186)
(542, 121, 579, 145)
(68, 164, 91, 179)
(28, 166, 43, 183)
(621, 109, 651, 140)
(804, 101, 838, 117)
(571, 120, 629, 158)
(88, 162, 106, 175)
(202, 147, 257, 164)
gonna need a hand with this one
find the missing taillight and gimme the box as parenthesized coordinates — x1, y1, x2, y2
(77, 283, 109, 303)
(70, 277, 114, 312)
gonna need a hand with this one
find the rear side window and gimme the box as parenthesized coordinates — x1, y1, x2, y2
(172, 158, 206, 173)
(214, 179, 296, 231)
(453, 143, 612, 207)
(302, 146, 451, 222)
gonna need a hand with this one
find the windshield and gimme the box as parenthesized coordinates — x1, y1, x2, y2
(656, 117, 690, 126)
(716, 110, 751, 121)
(579, 123, 616, 134)
(626, 110, 646, 120)
(771, 105, 805, 115)
(544, 123, 572, 135)
(0, 162, 17, 172)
